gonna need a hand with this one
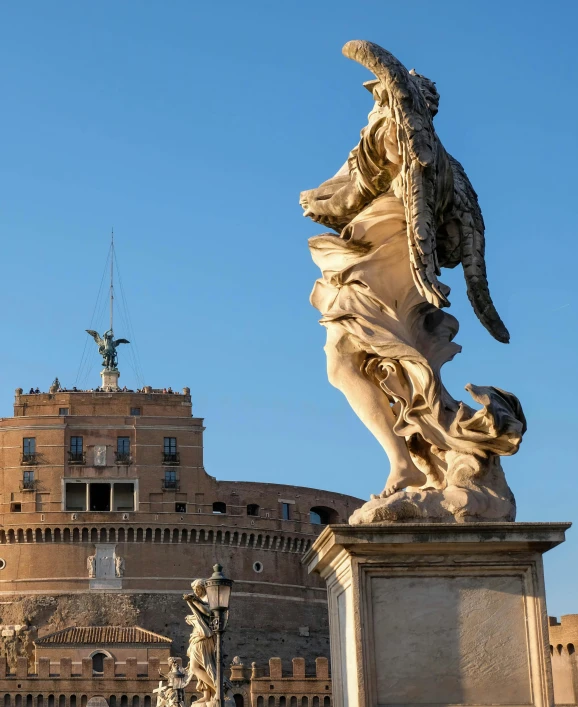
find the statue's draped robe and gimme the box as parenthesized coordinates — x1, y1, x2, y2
(309, 193, 524, 519)
(185, 601, 217, 693)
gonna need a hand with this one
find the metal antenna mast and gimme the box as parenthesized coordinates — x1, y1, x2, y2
(110, 228, 114, 333)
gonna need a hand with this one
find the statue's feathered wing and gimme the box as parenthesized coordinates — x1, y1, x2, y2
(342, 40, 509, 343)
(446, 156, 510, 343)
(86, 329, 104, 349)
(113, 338, 130, 347)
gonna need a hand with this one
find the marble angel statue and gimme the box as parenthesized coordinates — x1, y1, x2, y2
(153, 578, 233, 707)
(182, 578, 219, 705)
(300, 40, 526, 524)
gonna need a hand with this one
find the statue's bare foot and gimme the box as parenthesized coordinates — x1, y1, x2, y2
(378, 462, 427, 498)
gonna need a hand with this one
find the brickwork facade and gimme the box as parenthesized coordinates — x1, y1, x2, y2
(0, 386, 362, 699)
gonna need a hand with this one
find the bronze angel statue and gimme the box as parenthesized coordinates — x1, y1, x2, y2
(300, 41, 526, 523)
(86, 329, 130, 370)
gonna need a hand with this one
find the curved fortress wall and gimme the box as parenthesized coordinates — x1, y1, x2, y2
(0, 389, 362, 665)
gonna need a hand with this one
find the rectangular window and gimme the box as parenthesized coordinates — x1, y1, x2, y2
(130, 407, 141, 416)
(65, 482, 87, 511)
(59, 408, 69, 416)
(69, 436, 84, 464)
(23, 438, 36, 455)
(113, 483, 135, 511)
(70, 437, 83, 454)
(175, 502, 187, 513)
(10, 502, 22, 513)
(89, 483, 111, 512)
(164, 469, 177, 489)
(163, 437, 178, 464)
(282, 502, 291, 521)
(23, 470, 35, 489)
(117, 437, 130, 454)
(164, 437, 177, 454)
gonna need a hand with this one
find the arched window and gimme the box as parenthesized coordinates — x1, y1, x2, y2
(234, 696, 244, 707)
(91, 652, 108, 674)
(257, 698, 264, 707)
(557, 644, 563, 655)
(213, 502, 226, 514)
(247, 504, 260, 517)
(569, 643, 575, 654)
(309, 507, 337, 525)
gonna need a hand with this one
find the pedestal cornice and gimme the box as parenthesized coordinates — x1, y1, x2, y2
(303, 521, 571, 576)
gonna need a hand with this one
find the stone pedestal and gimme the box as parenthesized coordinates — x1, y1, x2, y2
(304, 523, 570, 707)
(100, 368, 120, 390)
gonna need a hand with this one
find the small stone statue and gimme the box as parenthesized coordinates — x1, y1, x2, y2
(182, 578, 219, 704)
(87, 554, 96, 578)
(114, 555, 125, 578)
(151, 575, 234, 707)
(86, 329, 130, 370)
(153, 679, 180, 707)
(301, 40, 526, 524)
(49, 378, 60, 394)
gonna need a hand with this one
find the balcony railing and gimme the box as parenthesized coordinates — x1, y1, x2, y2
(68, 451, 86, 465)
(114, 451, 132, 465)
(162, 480, 179, 491)
(20, 480, 36, 492)
(162, 452, 180, 465)
(21, 453, 38, 465)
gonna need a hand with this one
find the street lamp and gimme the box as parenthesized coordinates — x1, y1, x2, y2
(205, 563, 233, 707)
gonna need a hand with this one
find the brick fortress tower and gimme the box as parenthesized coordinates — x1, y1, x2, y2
(0, 238, 363, 703)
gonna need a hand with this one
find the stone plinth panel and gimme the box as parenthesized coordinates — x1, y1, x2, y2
(100, 368, 120, 390)
(304, 522, 570, 707)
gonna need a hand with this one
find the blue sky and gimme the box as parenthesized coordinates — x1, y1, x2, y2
(0, 1, 576, 614)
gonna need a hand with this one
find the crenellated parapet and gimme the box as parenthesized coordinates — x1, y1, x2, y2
(250, 657, 331, 707)
(0, 655, 333, 707)
(0, 655, 167, 679)
(549, 615, 578, 705)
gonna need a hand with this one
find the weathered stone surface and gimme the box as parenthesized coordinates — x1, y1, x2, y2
(305, 522, 570, 707)
(301, 41, 525, 522)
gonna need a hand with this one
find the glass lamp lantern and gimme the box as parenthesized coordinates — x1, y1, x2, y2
(205, 564, 233, 613)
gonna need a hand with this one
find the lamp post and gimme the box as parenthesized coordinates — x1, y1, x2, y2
(205, 563, 233, 707)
